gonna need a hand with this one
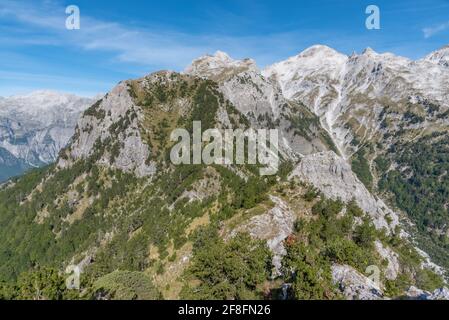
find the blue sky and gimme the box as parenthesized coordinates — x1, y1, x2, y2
(1, 0, 449, 97)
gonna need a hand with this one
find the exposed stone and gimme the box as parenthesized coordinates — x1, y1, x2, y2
(375, 240, 399, 280)
(231, 195, 295, 276)
(185, 52, 332, 160)
(405, 286, 429, 300)
(289, 151, 399, 232)
(184, 51, 257, 83)
(429, 287, 449, 300)
(58, 81, 156, 178)
(405, 286, 449, 300)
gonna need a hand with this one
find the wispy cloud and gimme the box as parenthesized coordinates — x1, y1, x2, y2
(0, 0, 327, 70)
(0, 0, 207, 69)
(0, 1, 249, 69)
(423, 21, 449, 38)
(0, 0, 327, 95)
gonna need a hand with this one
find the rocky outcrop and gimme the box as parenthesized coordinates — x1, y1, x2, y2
(184, 51, 257, 82)
(405, 286, 428, 299)
(231, 195, 295, 275)
(414, 247, 447, 277)
(332, 250, 448, 300)
(289, 151, 399, 231)
(405, 286, 449, 300)
(375, 240, 399, 280)
(429, 287, 449, 300)
(58, 82, 156, 177)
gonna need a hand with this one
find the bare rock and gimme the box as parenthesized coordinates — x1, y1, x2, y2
(290, 151, 399, 232)
(429, 287, 449, 300)
(405, 286, 429, 300)
(232, 195, 295, 276)
(58, 81, 156, 178)
(375, 240, 399, 280)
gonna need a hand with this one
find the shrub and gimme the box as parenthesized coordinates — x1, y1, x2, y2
(93, 270, 160, 300)
(182, 231, 272, 300)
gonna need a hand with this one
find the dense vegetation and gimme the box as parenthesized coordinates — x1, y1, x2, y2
(378, 132, 449, 268)
(0, 154, 443, 299)
(351, 147, 373, 190)
(181, 230, 272, 300)
(282, 198, 378, 299)
(93, 270, 161, 300)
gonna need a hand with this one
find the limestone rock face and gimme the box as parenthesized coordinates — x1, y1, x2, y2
(405, 286, 428, 300)
(185, 51, 334, 160)
(184, 51, 258, 82)
(405, 286, 449, 300)
(58, 81, 156, 178)
(232, 195, 295, 275)
(289, 151, 399, 231)
(375, 240, 399, 280)
(429, 287, 449, 300)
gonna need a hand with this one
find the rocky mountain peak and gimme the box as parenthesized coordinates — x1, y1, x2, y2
(184, 51, 257, 82)
(211, 50, 232, 61)
(424, 44, 449, 67)
(262, 45, 347, 100)
(362, 47, 377, 56)
(299, 44, 346, 58)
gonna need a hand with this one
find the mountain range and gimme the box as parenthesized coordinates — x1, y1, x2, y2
(0, 44, 448, 300)
(0, 91, 92, 182)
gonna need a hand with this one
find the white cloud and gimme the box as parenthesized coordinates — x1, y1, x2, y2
(423, 21, 449, 38)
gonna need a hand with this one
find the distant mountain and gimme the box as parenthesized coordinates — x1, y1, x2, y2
(0, 91, 93, 182)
